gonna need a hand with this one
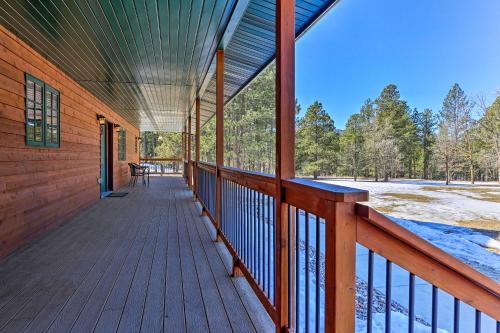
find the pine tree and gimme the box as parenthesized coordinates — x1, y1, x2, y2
(437, 83, 472, 184)
(478, 96, 500, 182)
(296, 101, 339, 179)
(154, 132, 182, 158)
(417, 109, 436, 179)
(374, 84, 415, 178)
(340, 113, 364, 181)
(359, 99, 377, 179)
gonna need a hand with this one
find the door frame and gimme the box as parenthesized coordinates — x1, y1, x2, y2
(100, 122, 108, 194)
(107, 123, 114, 191)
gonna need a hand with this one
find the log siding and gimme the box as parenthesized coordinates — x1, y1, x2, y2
(0, 26, 139, 258)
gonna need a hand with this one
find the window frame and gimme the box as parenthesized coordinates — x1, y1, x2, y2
(25, 73, 60, 148)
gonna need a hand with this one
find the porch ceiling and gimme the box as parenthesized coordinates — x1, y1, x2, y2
(0, 0, 338, 132)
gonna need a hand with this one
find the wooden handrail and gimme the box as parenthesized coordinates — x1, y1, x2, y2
(139, 157, 182, 162)
(283, 178, 369, 203)
(219, 166, 276, 196)
(282, 178, 368, 217)
(356, 203, 500, 320)
(197, 161, 216, 173)
(188, 165, 499, 327)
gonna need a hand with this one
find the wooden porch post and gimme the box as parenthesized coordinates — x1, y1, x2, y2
(215, 49, 224, 241)
(324, 202, 356, 333)
(195, 97, 201, 196)
(188, 112, 192, 188)
(275, 0, 294, 331)
(182, 128, 186, 161)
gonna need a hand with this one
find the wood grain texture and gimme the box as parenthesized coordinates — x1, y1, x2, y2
(324, 202, 356, 333)
(275, 1, 295, 330)
(0, 176, 269, 332)
(0, 26, 139, 258)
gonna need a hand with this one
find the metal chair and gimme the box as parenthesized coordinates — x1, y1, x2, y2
(130, 163, 149, 187)
(128, 163, 139, 186)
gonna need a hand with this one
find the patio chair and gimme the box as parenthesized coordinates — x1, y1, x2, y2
(130, 163, 149, 187)
(128, 163, 139, 186)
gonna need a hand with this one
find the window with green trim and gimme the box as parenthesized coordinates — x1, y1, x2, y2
(118, 129, 126, 160)
(25, 74, 60, 147)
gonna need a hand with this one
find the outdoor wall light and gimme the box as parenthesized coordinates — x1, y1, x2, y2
(137, 137, 142, 143)
(114, 124, 122, 132)
(96, 114, 106, 125)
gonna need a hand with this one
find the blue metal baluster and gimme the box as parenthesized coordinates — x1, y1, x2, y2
(315, 215, 320, 333)
(453, 298, 460, 333)
(296, 208, 300, 333)
(305, 212, 310, 332)
(432, 286, 438, 333)
(475, 310, 481, 333)
(385, 260, 392, 333)
(409, 273, 415, 333)
(267, 194, 271, 298)
(367, 250, 374, 333)
(288, 204, 292, 325)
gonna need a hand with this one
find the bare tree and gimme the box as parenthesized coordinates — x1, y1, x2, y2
(477, 95, 500, 183)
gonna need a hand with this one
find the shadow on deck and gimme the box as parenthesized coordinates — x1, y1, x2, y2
(0, 176, 273, 333)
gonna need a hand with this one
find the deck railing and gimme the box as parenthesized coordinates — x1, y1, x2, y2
(196, 162, 217, 219)
(139, 158, 182, 174)
(191, 162, 500, 332)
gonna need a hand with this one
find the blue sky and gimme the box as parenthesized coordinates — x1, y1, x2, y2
(295, 0, 500, 129)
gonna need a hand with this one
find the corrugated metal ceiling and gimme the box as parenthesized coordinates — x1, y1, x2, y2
(0, 0, 338, 132)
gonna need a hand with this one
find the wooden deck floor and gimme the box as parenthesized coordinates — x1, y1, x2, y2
(0, 176, 273, 333)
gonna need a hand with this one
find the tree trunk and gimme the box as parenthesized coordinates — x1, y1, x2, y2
(313, 170, 318, 180)
(470, 162, 475, 184)
(423, 153, 429, 179)
(445, 159, 450, 185)
(375, 165, 379, 182)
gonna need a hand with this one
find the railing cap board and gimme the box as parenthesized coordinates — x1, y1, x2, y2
(282, 178, 369, 203)
(219, 166, 276, 196)
(197, 161, 217, 173)
(220, 166, 275, 182)
(139, 157, 182, 161)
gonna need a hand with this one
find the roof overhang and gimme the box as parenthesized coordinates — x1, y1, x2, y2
(0, 0, 339, 132)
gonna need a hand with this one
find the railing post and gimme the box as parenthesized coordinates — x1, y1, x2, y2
(195, 97, 201, 197)
(324, 201, 357, 333)
(215, 48, 224, 242)
(275, 0, 295, 331)
(181, 130, 185, 162)
(188, 112, 192, 189)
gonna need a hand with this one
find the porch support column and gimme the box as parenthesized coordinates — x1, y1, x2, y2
(215, 49, 224, 241)
(275, 0, 295, 331)
(195, 97, 201, 196)
(188, 112, 192, 189)
(182, 127, 186, 161)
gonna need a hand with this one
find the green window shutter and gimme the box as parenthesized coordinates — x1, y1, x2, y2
(45, 85, 60, 147)
(119, 130, 126, 160)
(25, 74, 45, 146)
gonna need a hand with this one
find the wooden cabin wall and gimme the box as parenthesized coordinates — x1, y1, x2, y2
(0, 26, 140, 258)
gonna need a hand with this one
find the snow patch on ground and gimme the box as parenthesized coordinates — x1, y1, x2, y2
(319, 178, 500, 228)
(390, 217, 500, 282)
(318, 178, 500, 279)
(355, 312, 448, 333)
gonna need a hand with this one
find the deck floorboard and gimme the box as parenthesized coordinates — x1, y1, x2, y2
(0, 176, 270, 333)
